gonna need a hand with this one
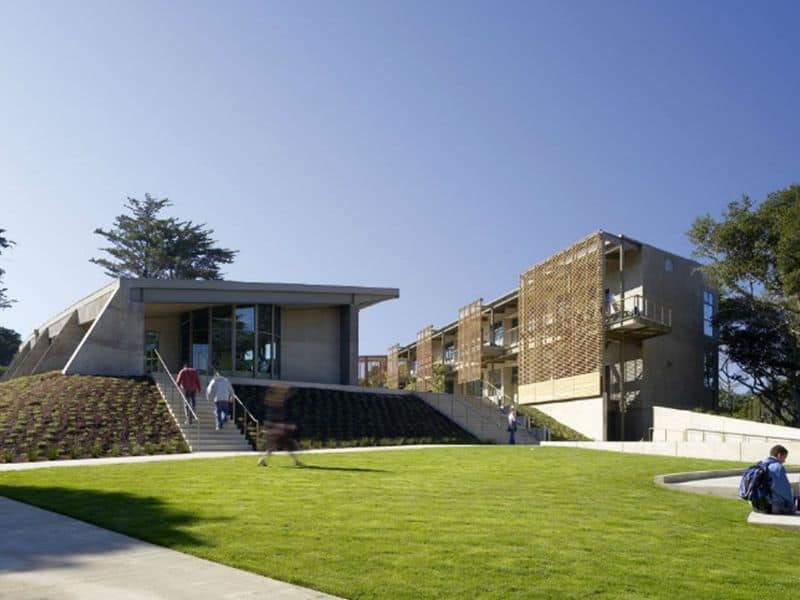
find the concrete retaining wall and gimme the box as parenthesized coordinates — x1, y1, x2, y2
(541, 440, 800, 465)
(653, 406, 800, 443)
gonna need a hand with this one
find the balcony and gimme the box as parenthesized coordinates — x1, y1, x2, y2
(604, 295, 671, 340)
(439, 349, 458, 373)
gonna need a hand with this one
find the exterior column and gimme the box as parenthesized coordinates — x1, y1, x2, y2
(339, 304, 358, 385)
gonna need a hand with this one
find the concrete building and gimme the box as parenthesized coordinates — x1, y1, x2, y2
(2, 278, 398, 386)
(386, 232, 718, 441)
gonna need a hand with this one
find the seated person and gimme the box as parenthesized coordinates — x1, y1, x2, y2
(764, 444, 795, 515)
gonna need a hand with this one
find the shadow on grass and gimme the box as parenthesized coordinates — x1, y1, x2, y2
(0, 486, 215, 574)
(293, 464, 388, 473)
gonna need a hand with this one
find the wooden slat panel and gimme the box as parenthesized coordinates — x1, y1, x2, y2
(387, 344, 400, 389)
(415, 326, 434, 392)
(457, 299, 482, 383)
(519, 233, 604, 395)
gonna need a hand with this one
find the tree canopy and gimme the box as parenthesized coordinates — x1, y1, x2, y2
(0, 326, 21, 366)
(688, 185, 800, 426)
(91, 195, 238, 280)
(0, 229, 14, 310)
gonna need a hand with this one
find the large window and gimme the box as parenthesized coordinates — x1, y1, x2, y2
(235, 306, 256, 376)
(703, 349, 716, 390)
(179, 304, 280, 378)
(144, 331, 160, 373)
(703, 290, 715, 337)
(257, 304, 280, 379)
(191, 310, 209, 372)
(212, 306, 233, 371)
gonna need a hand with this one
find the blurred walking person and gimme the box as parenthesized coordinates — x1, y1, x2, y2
(257, 384, 304, 467)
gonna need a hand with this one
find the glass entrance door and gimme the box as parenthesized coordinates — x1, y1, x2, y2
(144, 330, 160, 373)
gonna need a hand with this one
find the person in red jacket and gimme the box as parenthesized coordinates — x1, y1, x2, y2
(175, 363, 201, 424)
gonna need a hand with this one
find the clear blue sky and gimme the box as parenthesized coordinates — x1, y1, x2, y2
(1, 1, 798, 354)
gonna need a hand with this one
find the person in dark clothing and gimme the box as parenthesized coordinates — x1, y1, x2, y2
(257, 384, 304, 467)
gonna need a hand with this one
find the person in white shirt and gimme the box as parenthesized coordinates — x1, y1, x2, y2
(507, 407, 518, 445)
(206, 374, 233, 430)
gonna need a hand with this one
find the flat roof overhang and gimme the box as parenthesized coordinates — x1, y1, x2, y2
(122, 278, 399, 311)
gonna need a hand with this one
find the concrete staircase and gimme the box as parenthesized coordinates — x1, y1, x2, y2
(412, 391, 542, 445)
(151, 372, 252, 452)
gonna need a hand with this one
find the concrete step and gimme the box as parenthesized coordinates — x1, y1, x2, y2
(152, 376, 252, 453)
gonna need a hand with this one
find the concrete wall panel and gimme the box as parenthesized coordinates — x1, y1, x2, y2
(11, 333, 51, 377)
(64, 283, 146, 376)
(541, 440, 800, 465)
(281, 307, 340, 384)
(144, 315, 182, 373)
(32, 311, 86, 374)
(532, 396, 606, 440)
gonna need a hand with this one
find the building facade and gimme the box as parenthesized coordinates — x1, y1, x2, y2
(386, 232, 718, 441)
(2, 278, 398, 386)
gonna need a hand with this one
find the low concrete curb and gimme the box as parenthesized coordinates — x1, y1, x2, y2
(654, 466, 800, 499)
(747, 510, 800, 530)
(654, 469, 744, 498)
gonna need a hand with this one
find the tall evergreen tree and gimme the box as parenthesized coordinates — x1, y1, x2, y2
(91, 195, 238, 279)
(688, 185, 800, 425)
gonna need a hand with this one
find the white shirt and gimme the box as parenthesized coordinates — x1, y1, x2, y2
(207, 376, 233, 403)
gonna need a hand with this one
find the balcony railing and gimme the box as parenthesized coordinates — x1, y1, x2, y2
(506, 326, 519, 346)
(604, 295, 672, 339)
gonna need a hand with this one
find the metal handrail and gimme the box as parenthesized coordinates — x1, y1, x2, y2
(231, 390, 261, 450)
(212, 369, 261, 450)
(604, 294, 672, 328)
(506, 326, 519, 346)
(684, 427, 800, 444)
(482, 380, 515, 409)
(649, 426, 800, 444)
(152, 349, 200, 451)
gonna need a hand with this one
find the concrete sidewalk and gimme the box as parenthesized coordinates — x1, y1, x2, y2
(0, 496, 342, 599)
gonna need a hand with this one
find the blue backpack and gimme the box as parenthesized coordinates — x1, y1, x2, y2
(739, 461, 771, 513)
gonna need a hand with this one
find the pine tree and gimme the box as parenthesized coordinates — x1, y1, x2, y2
(91, 195, 238, 279)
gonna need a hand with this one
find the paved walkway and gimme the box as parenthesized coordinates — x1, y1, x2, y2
(0, 446, 466, 598)
(0, 497, 341, 599)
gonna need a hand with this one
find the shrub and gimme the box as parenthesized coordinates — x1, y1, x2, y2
(0, 374, 187, 463)
(130, 443, 144, 456)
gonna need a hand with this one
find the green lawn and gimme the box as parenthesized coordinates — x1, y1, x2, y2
(0, 447, 796, 599)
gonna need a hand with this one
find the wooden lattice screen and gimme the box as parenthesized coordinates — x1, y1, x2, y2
(519, 233, 604, 388)
(387, 344, 400, 389)
(457, 299, 482, 384)
(415, 326, 434, 392)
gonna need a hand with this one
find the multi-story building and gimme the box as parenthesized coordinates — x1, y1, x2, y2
(386, 231, 718, 441)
